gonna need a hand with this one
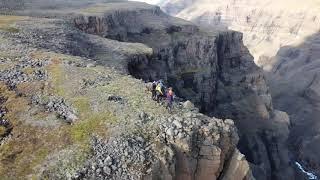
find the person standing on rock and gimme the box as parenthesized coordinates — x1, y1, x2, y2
(151, 81, 157, 100)
(166, 87, 174, 113)
(156, 80, 164, 103)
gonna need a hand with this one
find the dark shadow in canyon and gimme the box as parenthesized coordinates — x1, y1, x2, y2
(266, 32, 320, 177)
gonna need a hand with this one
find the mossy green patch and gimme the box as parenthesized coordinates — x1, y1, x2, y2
(47, 60, 66, 96)
(70, 111, 116, 144)
(22, 67, 35, 75)
(72, 97, 91, 113)
(0, 26, 19, 33)
(33, 111, 51, 122)
(71, 96, 116, 146)
(0, 126, 6, 136)
(0, 83, 73, 179)
(41, 51, 87, 97)
(0, 51, 22, 61)
(0, 63, 14, 70)
(29, 148, 50, 170)
(0, 15, 27, 33)
(0, 126, 71, 178)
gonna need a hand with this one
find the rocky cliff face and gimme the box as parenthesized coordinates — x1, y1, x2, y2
(71, 2, 295, 179)
(159, 0, 320, 70)
(74, 112, 253, 180)
(268, 33, 320, 177)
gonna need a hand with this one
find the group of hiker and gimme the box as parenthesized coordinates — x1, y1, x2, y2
(147, 80, 174, 113)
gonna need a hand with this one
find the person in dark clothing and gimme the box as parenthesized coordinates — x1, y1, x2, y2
(151, 81, 157, 100)
(166, 87, 174, 113)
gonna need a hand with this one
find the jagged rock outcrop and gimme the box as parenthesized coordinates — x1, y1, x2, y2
(70, 2, 295, 179)
(74, 111, 253, 180)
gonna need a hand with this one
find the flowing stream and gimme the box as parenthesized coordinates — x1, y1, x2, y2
(295, 162, 318, 180)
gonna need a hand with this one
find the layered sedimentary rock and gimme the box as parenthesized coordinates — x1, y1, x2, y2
(71, 2, 294, 179)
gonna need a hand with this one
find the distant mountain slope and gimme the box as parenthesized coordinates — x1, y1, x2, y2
(159, 0, 320, 70)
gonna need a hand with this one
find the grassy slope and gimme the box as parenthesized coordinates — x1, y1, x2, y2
(0, 15, 171, 178)
(0, 16, 28, 33)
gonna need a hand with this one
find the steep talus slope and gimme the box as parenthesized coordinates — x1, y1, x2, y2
(0, 2, 255, 180)
(159, 0, 320, 70)
(268, 32, 320, 176)
(70, 2, 295, 179)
